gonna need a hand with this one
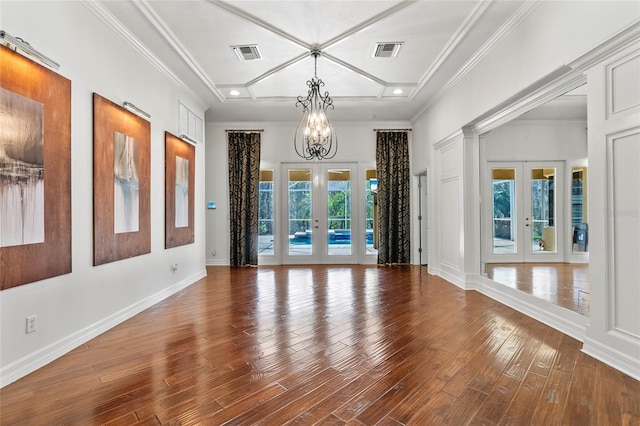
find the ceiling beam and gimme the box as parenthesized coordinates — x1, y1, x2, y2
(319, 0, 419, 51)
(206, 0, 311, 50)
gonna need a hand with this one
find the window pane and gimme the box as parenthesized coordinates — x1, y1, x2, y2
(327, 169, 351, 256)
(531, 168, 556, 253)
(492, 168, 516, 254)
(365, 168, 377, 254)
(572, 166, 588, 253)
(288, 169, 312, 255)
(259, 169, 274, 256)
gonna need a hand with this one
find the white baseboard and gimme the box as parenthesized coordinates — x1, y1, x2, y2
(0, 269, 207, 388)
(582, 336, 640, 381)
(472, 275, 588, 341)
(429, 265, 466, 290)
(440, 272, 639, 381)
(206, 258, 229, 266)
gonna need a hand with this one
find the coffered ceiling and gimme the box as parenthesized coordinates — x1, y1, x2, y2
(98, 0, 544, 122)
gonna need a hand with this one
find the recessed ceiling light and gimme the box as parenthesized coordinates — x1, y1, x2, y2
(229, 90, 240, 96)
(393, 89, 404, 95)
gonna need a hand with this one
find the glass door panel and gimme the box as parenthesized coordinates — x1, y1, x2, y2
(492, 168, 518, 255)
(287, 168, 313, 256)
(327, 169, 351, 256)
(523, 162, 563, 262)
(530, 167, 556, 254)
(571, 166, 588, 253)
(485, 161, 564, 263)
(365, 168, 378, 256)
(281, 163, 359, 264)
(258, 169, 275, 256)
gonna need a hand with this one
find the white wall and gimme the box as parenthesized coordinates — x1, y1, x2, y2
(412, 0, 638, 286)
(413, 0, 637, 282)
(412, 1, 639, 160)
(0, 1, 207, 386)
(410, 1, 639, 378)
(482, 120, 588, 161)
(204, 121, 408, 265)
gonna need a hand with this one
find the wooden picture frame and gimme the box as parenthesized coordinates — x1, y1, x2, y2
(93, 93, 150, 265)
(0, 46, 71, 290)
(165, 132, 195, 248)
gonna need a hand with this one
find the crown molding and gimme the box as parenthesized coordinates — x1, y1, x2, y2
(469, 20, 640, 134)
(471, 70, 585, 134)
(132, 0, 223, 103)
(568, 20, 640, 72)
(412, 0, 544, 122)
(321, 0, 419, 51)
(410, 0, 493, 102)
(206, 0, 309, 51)
(80, 0, 208, 110)
(433, 129, 464, 151)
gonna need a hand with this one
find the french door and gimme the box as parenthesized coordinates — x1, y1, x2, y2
(485, 161, 564, 263)
(281, 163, 360, 264)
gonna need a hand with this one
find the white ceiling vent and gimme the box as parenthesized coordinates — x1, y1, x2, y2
(231, 45, 262, 61)
(373, 42, 403, 58)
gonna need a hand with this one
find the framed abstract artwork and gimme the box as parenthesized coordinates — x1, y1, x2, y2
(164, 132, 195, 248)
(0, 45, 71, 290)
(93, 93, 150, 265)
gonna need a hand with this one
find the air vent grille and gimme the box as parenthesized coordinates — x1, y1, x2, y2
(231, 45, 262, 61)
(373, 42, 403, 58)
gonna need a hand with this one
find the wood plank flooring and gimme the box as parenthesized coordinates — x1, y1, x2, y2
(486, 263, 590, 316)
(2, 265, 638, 425)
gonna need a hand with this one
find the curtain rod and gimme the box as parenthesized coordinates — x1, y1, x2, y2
(373, 128, 412, 132)
(225, 129, 264, 133)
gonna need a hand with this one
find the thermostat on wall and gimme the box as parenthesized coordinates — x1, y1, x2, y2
(207, 201, 216, 209)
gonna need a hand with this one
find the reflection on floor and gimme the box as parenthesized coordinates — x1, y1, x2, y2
(487, 263, 590, 316)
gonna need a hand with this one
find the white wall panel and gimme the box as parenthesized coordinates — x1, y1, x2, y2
(609, 130, 640, 338)
(483, 120, 587, 161)
(609, 54, 640, 117)
(584, 42, 640, 380)
(438, 140, 462, 179)
(440, 177, 461, 269)
(430, 134, 465, 285)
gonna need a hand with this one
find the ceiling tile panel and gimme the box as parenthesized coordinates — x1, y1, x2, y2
(147, 1, 307, 85)
(97, 0, 565, 122)
(327, 1, 478, 83)
(225, 1, 405, 46)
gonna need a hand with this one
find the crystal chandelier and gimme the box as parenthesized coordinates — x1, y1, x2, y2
(294, 49, 337, 160)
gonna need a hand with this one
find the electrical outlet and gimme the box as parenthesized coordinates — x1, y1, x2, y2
(212, 249, 217, 256)
(171, 263, 178, 272)
(26, 315, 37, 334)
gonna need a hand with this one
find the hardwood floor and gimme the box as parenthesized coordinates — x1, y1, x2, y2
(486, 263, 590, 316)
(2, 265, 638, 425)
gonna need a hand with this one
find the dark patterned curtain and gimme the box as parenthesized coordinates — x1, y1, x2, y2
(376, 131, 410, 264)
(228, 132, 261, 267)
